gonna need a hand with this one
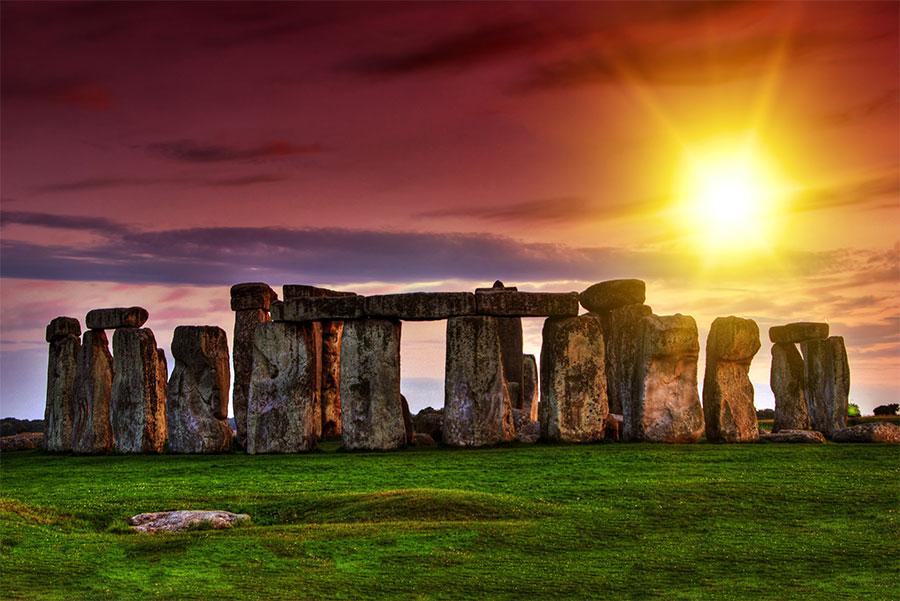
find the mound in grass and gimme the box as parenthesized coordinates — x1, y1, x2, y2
(253, 488, 549, 525)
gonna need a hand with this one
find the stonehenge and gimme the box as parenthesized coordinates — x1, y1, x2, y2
(45, 317, 81, 451)
(768, 322, 849, 439)
(72, 329, 114, 453)
(166, 326, 233, 453)
(40, 278, 858, 455)
(703, 317, 761, 443)
(627, 314, 705, 443)
(231, 283, 278, 448)
(539, 315, 608, 442)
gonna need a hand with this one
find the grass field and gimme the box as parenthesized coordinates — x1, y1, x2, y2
(2, 443, 898, 600)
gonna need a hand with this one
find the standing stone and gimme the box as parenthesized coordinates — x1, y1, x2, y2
(401, 394, 414, 444)
(341, 319, 406, 450)
(72, 330, 114, 453)
(45, 317, 81, 451)
(166, 326, 233, 453)
(703, 316, 761, 443)
(628, 314, 704, 443)
(111, 328, 167, 453)
(801, 336, 849, 438)
(771, 343, 810, 431)
(512, 407, 540, 443)
(497, 317, 524, 409)
(443, 316, 516, 447)
(413, 407, 444, 441)
(522, 354, 539, 421)
(539, 315, 608, 443)
(230, 282, 277, 448)
(602, 304, 653, 414)
(320, 320, 343, 438)
(246, 322, 319, 453)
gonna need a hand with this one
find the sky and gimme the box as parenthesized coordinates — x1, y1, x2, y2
(1, 1, 897, 418)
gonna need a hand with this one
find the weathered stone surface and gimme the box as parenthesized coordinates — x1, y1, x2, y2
(444, 316, 516, 447)
(832, 422, 900, 444)
(166, 326, 233, 453)
(341, 319, 406, 450)
(72, 330, 114, 453)
(475, 280, 517, 293)
(309, 322, 323, 441)
(246, 322, 320, 453)
(111, 328, 167, 453)
(230, 282, 278, 311)
(759, 429, 826, 443)
(771, 343, 810, 431)
(539, 315, 608, 442)
(413, 407, 443, 442)
(45, 327, 80, 451)
(283, 285, 356, 300)
(475, 291, 579, 317)
(605, 413, 623, 441)
(128, 510, 250, 533)
(579, 279, 646, 313)
(85, 307, 149, 330)
(522, 354, 539, 421)
(602, 303, 653, 415)
(512, 408, 540, 443)
(497, 317, 524, 408)
(769, 322, 829, 344)
(801, 336, 849, 438)
(320, 320, 343, 438)
(232, 308, 270, 448)
(401, 394, 414, 444)
(627, 314, 704, 443)
(0, 432, 44, 452)
(46, 316, 81, 342)
(365, 292, 476, 320)
(412, 433, 437, 447)
(273, 296, 366, 322)
(703, 317, 761, 443)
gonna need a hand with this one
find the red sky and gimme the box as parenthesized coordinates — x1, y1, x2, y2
(1, 1, 898, 417)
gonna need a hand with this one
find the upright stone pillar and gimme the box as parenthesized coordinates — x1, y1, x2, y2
(247, 322, 320, 453)
(44, 317, 81, 451)
(628, 314, 704, 443)
(166, 326, 233, 453)
(111, 327, 167, 453)
(578, 279, 648, 416)
(231, 283, 278, 448)
(522, 354, 539, 421)
(703, 316, 761, 443)
(801, 336, 849, 438)
(444, 316, 516, 447)
(72, 329, 114, 453)
(475, 282, 524, 408)
(539, 315, 607, 442)
(771, 343, 810, 431)
(341, 319, 406, 450)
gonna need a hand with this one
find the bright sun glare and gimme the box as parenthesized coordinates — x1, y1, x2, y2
(677, 136, 787, 255)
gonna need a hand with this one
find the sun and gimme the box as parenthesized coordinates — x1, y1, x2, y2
(676, 135, 787, 255)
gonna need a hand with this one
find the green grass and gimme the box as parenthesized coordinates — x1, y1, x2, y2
(2, 443, 898, 600)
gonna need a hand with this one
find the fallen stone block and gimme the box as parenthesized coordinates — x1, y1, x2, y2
(579, 279, 646, 313)
(831, 422, 900, 444)
(85, 307, 149, 330)
(758, 429, 826, 443)
(769, 322, 829, 344)
(128, 510, 250, 533)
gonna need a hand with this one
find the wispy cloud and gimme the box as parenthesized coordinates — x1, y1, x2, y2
(1, 78, 113, 111)
(33, 173, 288, 194)
(146, 139, 325, 163)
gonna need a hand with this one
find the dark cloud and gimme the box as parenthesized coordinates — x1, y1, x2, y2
(147, 139, 325, 163)
(1, 78, 112, 110)
(417, 196, 664, 223)
(0, 211, 130, 236)
(34, 174, 288, 194)
(791, 171, 899, 213)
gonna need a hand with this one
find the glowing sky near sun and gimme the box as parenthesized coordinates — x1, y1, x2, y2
(1, 1, 898, 417)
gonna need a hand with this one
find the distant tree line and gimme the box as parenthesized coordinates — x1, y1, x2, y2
(873, 404, 899, 416)
(0, 418, 44, 437)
